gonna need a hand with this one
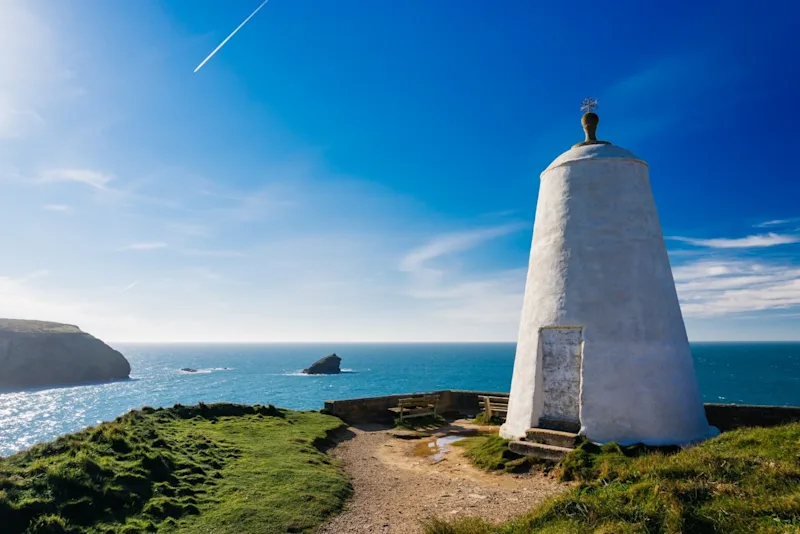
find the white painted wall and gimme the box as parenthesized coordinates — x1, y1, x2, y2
(500, 143, 716, 446)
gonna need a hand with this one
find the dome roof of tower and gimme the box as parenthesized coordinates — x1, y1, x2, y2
(542, 143, 646, 176)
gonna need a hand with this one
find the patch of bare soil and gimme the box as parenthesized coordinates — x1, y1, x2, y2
(318, 424, 564, 534)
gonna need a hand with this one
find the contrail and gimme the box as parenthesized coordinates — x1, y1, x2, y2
(193, 0, 269, 73)
(120, 281, 139, 293)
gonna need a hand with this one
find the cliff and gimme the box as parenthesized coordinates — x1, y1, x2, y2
(0, 319, 130, 390)
(0, 404, 348, 533)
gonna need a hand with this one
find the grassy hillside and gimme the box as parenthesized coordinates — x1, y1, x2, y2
(0, 403, 351, 534)
(425, 423, 800, 534)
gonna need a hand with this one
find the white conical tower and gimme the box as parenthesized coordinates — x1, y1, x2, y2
(500, 103, 716, 446)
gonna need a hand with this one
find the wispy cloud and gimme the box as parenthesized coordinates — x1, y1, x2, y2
(167, 222, 212, 237)
(674, 259, 800, 317)
(43, 204, 71, 212)
(179, 248, 246, 258)
(205, 186, 298, 223)
(120, 281, 139, 293)
(668, 233, 800, 248)
(755, 218, 800, 228)
(38, 169, 114, 190)
(0, 101, 46, 139)
(398, 224, 528, 333)
(117, 242, 168, 251)
(16, 166, 183, 213)
(399, 223, 526, 273)
(406, 268, 526, 326)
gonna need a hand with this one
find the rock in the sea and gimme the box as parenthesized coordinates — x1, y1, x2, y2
(0, 319, 131, 390)
(302, 353, 341, 375)
(181, 368, 198, 373)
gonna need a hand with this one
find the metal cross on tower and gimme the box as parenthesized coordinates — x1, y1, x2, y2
(580, 97, 599, 114)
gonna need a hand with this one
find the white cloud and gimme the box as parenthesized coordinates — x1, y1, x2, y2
(179, 248, 246, 258)
(117, 242, 168, 251)
(668, 232, 800, 248)
(167, 222, 212, 237)
(674, 259, 800, 317)
(399, 223, 526, 273)
(120, 281, 138, 293)
(398, 224, 528, 334)
(755, 218, 800, 228)
(0, 98, 46, 138)
(43, 204, 71, 212)
(407, 268, 526, 326)
(38, 169, 114, 190)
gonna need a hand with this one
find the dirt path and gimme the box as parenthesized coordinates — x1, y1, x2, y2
(319, 425, 564, 534)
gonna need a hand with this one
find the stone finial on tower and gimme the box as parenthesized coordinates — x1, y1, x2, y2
(574, 97, 610, 148)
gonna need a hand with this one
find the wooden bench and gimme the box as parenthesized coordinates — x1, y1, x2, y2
(482, 395, 509, 422)
(388, 394, 440, 421)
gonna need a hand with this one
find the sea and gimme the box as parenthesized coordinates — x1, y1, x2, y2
(1, 342, 799, 457)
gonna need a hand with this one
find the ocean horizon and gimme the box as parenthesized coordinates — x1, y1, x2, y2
(1, 341, 799, 457)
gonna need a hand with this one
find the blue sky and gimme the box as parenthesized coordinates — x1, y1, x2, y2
(0, 0, 798, 342)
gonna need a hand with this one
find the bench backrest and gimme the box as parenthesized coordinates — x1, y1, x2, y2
(482, 395, 509, 422)
(483, 395, 509, 406)
(398, 395, 439, 408)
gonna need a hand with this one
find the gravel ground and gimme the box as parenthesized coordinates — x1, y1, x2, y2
(318, 425, 563, 534)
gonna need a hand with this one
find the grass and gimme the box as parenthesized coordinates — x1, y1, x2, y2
(454, 435, 547, 473)
(471, 412, 505, 426)
(424, 423, 800, 534)
(0, 402, 351, 534)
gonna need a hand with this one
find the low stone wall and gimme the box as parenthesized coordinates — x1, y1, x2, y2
(439, 390, 510, 417)
(323, 392, 431, 424)
(323, 390, 508, 424)
(324, 391, 800, 431)
(704, 403, 800, 431)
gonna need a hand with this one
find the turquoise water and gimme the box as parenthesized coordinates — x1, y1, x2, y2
(1, 342, 799, 456)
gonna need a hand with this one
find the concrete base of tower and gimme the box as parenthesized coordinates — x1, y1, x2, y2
(499, 422, 531, 441)
(501, 423, 720, 447)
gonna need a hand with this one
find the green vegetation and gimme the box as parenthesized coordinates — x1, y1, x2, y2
(454, 435, 546, 473)
(471, 412, 504, 426)
(425, 423, 800, 534)
(0, 403, 351, 534)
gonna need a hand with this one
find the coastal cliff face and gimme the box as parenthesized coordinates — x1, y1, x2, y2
(0, 319, 130, 390)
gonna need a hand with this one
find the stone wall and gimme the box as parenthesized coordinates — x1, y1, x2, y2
(323, 391, 800, 432)
(323, 390, 508, 425)
(704, 403, 800, 431)
(323, 392, 427, 424)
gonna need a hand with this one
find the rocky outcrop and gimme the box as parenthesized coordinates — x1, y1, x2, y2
(0, 319, 131, 390)
(302, 353, 341, 375)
